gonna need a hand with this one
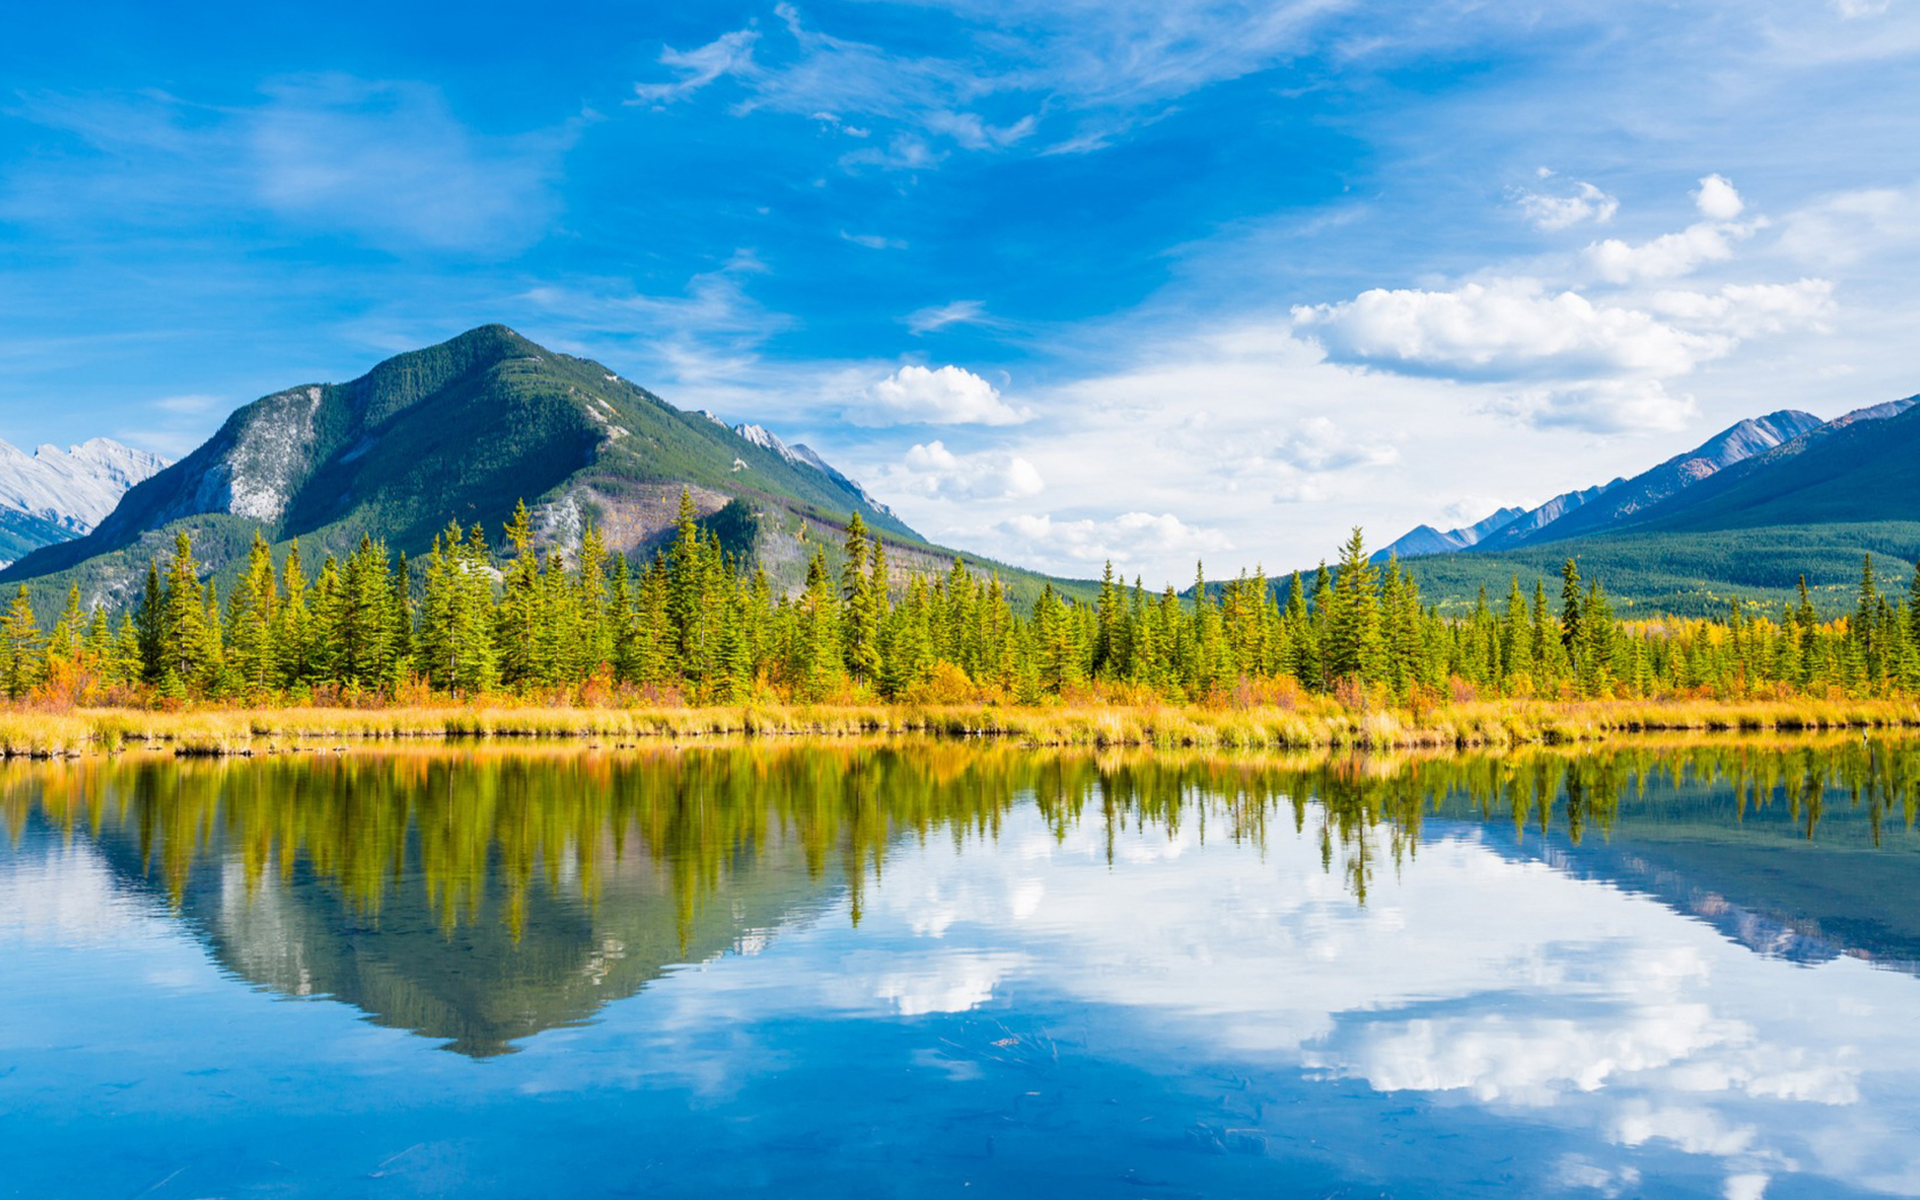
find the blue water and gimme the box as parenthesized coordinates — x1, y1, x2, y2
(4, 742, 1920, 1198)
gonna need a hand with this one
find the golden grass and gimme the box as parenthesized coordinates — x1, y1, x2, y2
(1, 695, 1917, 758)
(1, 696, 1914, 756)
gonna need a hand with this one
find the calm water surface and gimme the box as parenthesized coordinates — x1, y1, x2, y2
(5, 738, 1920, 1198)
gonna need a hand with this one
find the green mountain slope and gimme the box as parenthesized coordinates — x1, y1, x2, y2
(1399, 522, 1920, 617)
(1386, 396, 1920, 616)
(2, 326, 1088, 611)
(1620, 397, 1920, 534)
(0, 509, 75, 567)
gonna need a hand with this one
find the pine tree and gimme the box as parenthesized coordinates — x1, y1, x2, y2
(498, 500, 540, 687)
(1560, 558, 1583, 650)
(227, 532, 279, 696)
(0, 585, 43, 699)
(840, 514, 881, 684)
(1324, 529, 1384, 687)
(159, 531, 218, 688)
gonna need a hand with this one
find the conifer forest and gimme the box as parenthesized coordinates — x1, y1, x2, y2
(4, 490, 1919, 710)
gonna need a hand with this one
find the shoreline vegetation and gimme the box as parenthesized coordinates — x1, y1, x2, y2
(4, 491, 1920, 763)
(3, 695, 1919, 759)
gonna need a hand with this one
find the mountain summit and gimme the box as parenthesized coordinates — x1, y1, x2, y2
(1, 326, 914, 600)
(1378, 407, 1849, 561)
(0, 437, 168, 567)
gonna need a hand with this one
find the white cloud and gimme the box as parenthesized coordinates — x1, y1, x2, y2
(1647, 280, 1836, 337)
(879, 440, 1045, 501)
(1512, 176, 1619, 230)
(6, 78, 573, 254)
(854, 364, 1032, 426)
(1293, 280, 1731, 380)
(840, 230, 908, 250)
(922, 110, 1037, 151)
(905, 299, 992, 335)
(1489, 379, 1699, 434)
(630, 30, 760, 104)
(626, 0, 1343, 169)
(1778, 182, 1920, 265)
(1829, 0, 1890, 15)
(999, 510, 1233, 566)
(1694, 174, 1747, 221)
(1586, 221, 1754, 284)
(249, 76, 571, 253)
(1270, 416, 1400, 471)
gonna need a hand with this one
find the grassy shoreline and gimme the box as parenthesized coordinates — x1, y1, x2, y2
(3, 696, 1919, 758)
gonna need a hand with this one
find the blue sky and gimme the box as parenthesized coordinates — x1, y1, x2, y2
(3, 0, 1918, 582)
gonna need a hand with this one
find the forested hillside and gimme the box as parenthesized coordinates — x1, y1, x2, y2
(1, 326, 1083, 614)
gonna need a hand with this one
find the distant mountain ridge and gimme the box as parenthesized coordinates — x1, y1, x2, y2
(0, 437, 168, 566)
(1378, 404, 1899, 563)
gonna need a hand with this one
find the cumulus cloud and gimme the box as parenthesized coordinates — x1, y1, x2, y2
(1583, 176, 1757, 283)
(1694, 174, 1746, 221)
(1292, 280, 1731, 380)
(853, 364, 1032, 426)
(880, 440, 1044, 501)
(999, 511, 1232, 566)
(1512, 173, 1619, 230)
(1586, 221, 1754, 284)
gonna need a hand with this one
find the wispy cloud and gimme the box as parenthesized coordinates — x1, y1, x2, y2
(905, 300, 996, 335)
(4, 76, 578, 254)
(840, 230, 908, 250)
(629, 29, 761, 105)
(627, 0, 1351, 170)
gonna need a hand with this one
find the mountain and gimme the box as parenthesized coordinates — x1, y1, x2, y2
(732, 421, 897, 519)
(1372, 506, 1525, 562)
(0, 438, 168, 567)
(1381, 410, 1829, 565)
(1488, 409, 1827, 549)
(1, 326, 1081, 609)
(1390, 395, 1920, 615)
(1622, 396, 1920, 534)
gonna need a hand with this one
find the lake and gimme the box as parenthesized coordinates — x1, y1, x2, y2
(5, 737, 1920, 1198)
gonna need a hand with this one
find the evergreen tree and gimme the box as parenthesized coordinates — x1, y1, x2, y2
(0, 586, 43, 699)
(1324, 529, 1384, 686)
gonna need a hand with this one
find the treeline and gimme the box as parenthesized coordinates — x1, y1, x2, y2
(2, 495, 1919, 706)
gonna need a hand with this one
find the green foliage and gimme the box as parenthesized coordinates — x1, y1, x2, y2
(12, 507, 1920, 709)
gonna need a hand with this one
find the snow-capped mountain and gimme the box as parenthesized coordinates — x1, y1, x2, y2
(0, 437, 168, 566)
(732, 423, 896, 518)
(0, 437, 168, 531)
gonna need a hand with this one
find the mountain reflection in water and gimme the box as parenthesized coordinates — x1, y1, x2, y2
(9, 737, 1920, 1200)
(5, 737, 1919, 1058)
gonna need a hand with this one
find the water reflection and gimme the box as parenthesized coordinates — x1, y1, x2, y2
(5, 737, 1919, 1059)
(7, 737, 1920, 1199)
